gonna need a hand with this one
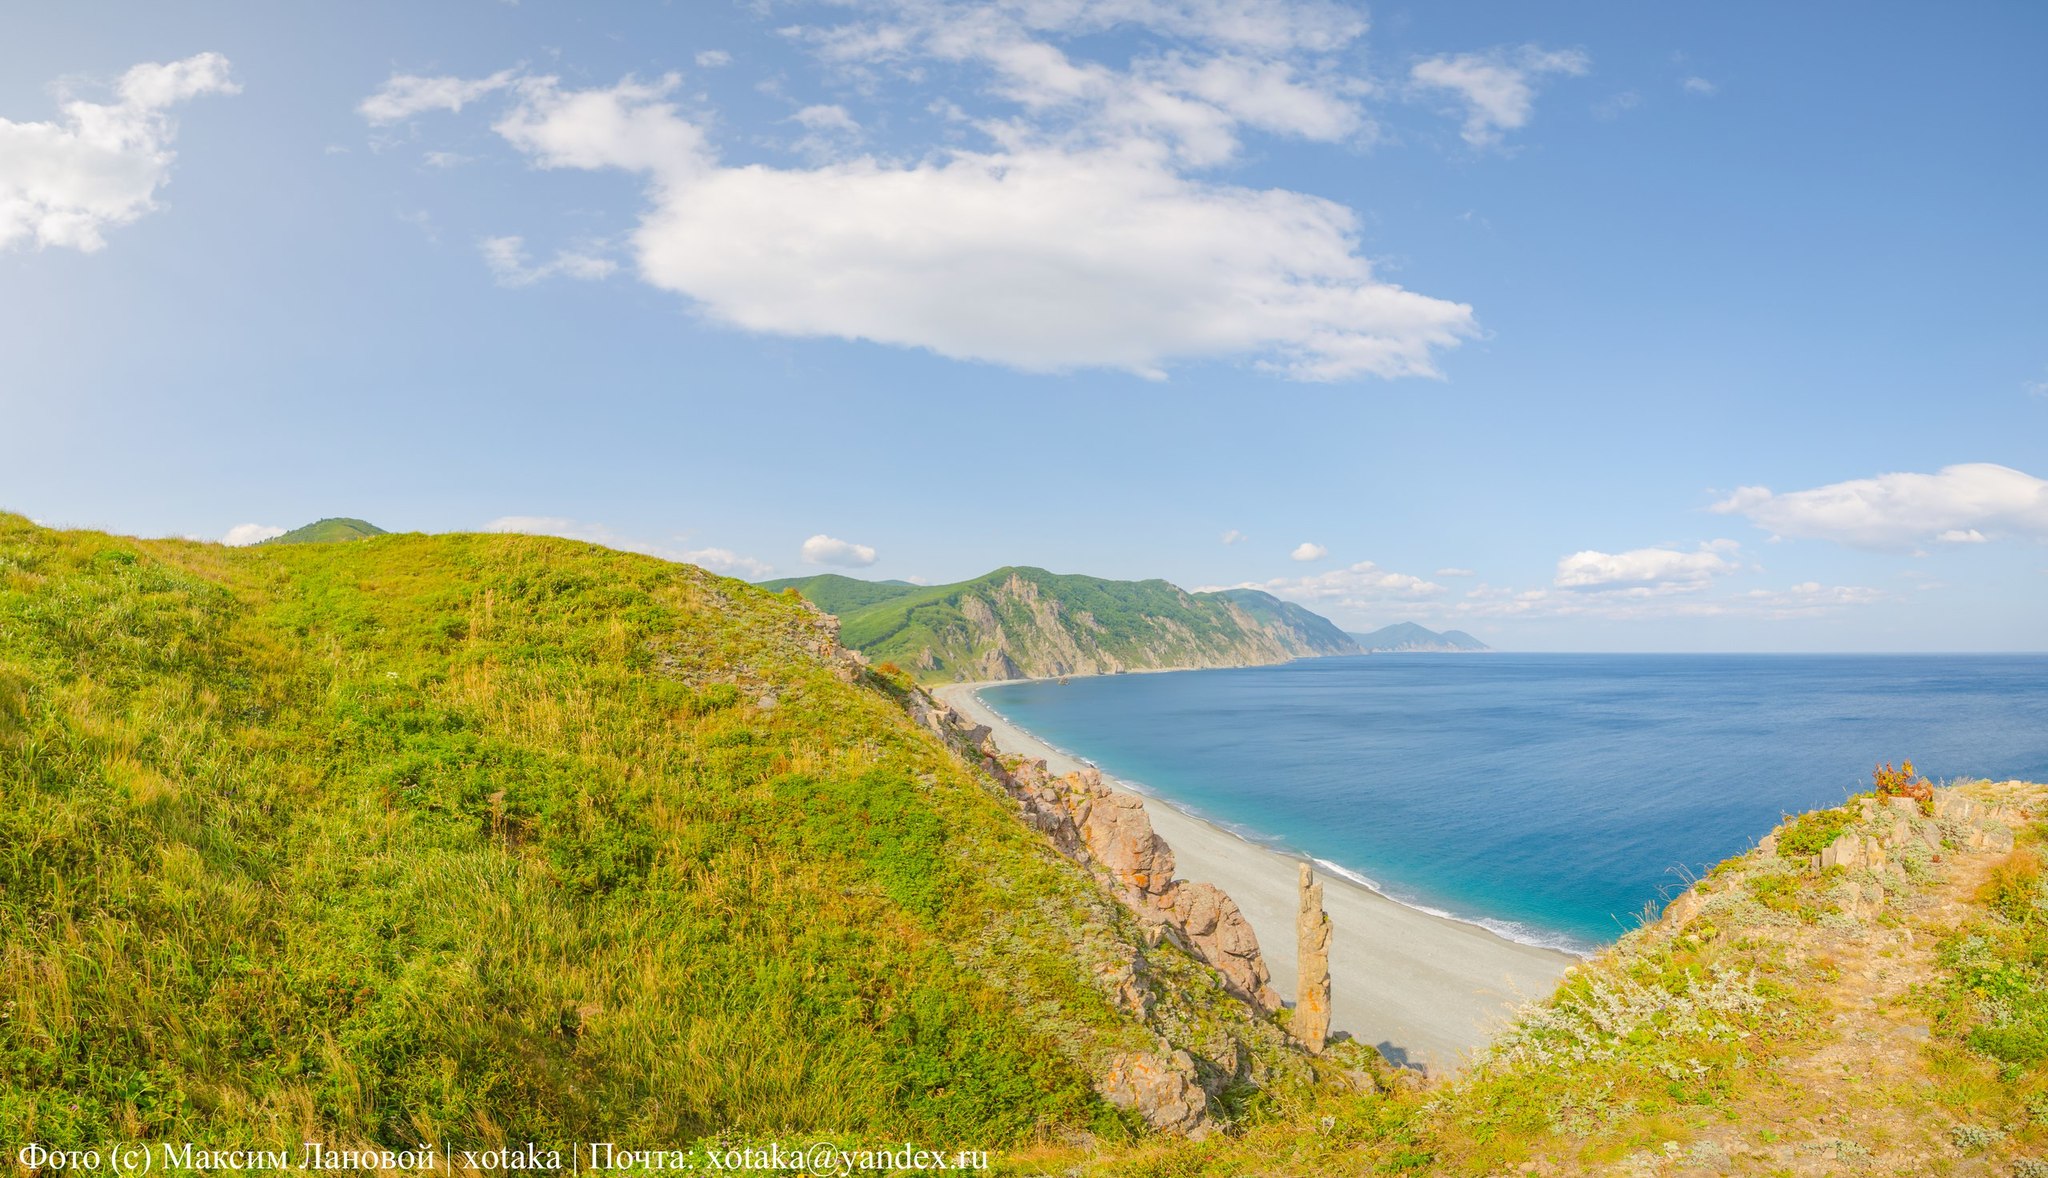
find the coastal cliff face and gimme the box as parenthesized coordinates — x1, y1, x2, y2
(912, 689, 1284, 1015)
(771, 566, 1359, 681)
(898, 688, 1398, 1133)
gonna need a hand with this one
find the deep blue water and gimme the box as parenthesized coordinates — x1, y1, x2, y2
(981, 654, 2048, 953)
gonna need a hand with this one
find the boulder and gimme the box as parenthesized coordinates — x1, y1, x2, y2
(1073, 781, 1178, 902)
(1097, 1050, 1208, 1136)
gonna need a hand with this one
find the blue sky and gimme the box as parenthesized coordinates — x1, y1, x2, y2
(3, 1, 2044, 651)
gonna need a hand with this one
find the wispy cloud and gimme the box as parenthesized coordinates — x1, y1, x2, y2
(1409, 44, 1588, 148)
(478, 235, 616, 287)
(222, 523, 285, 546)
(359, 69, 518, 125)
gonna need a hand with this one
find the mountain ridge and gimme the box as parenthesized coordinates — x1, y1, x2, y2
(1349, 621, 1492, 652)
(772, 566, 1359, 681)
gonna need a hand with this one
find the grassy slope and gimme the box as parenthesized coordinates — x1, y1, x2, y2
(756, 573, 922, 617)
(0, 516, 1307, 1154)
(8, 513, 2040, 1173)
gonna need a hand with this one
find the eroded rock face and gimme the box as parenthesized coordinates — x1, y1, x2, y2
(1098, 1050, 1209, 1136)
(1168, 881, 1281, 1012)
(1295, 864, 1333, 1054)
(913, 694, 1284, 1016)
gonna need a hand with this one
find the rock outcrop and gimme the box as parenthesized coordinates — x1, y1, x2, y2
(1295, 864, 1333, 1053)
(1657, 781, 2029, 931)
(909, 691, 1284, 1017)
(1097, 1050, 1209, 1137)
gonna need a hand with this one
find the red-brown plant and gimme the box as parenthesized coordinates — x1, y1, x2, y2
(1874, 758, 1934, 815)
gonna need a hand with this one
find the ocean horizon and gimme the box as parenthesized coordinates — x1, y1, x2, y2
(980, 653, 2048, 954)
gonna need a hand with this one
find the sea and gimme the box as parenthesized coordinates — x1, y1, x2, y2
(978, 654, 2048, 955)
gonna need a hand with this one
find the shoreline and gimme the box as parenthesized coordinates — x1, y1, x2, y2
(936, 679, 1577, 1075)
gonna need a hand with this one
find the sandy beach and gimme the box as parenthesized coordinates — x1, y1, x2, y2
(935, 681, 1576, 1075)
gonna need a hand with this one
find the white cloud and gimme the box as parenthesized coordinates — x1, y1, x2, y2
(695, 50, 733, 68)
(0, 52, 239, 252)
(802, 533, 878, 567)
(792, 104, 861, 134)
(1220, 528, 1247, 544)
(1682, 76, 1718, 96)
(1711, 463, 2048, 550)
(1553, 540, 1741, 592)
(1409, 45, 1588, 148)
(482, 515, 770, 575)
(365, 2, 1479, 383)
(789, 103, 864, 160)
(800, 3, 1374, 168)
(487, 74, 1470, 379)
(1450, 578, 1885, 622)
(1228, 560, 1447, 610)
(423, 150, 473, 168)
(479, 234, 617, 286)
(222, 523, 285, 546)
(1936, 528, 1987, 544)
(1435, 567, 1476, 577)
(358, 69, 517, 125)
(1290, 541, 1327, 561)
(678, 547, 775, 578)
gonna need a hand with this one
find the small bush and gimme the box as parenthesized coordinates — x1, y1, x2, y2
(1979, 849, 2045, 925)
(1951, 1123, 2005, 1152)
(1781, 807, 1856, 857)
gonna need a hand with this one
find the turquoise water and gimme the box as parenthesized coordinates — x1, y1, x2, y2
(980, 654, 2048, 954)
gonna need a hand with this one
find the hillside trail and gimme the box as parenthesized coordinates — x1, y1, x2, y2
(1644, 839, 2010, 1176)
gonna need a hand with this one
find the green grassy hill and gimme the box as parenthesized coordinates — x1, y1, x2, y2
(0, 514, 1316, 1156)
(7, 512, 2040, 1174)
(757, 572, 922, 616)
(785, 568, 1358, 681)
(259, 517, 388, 545)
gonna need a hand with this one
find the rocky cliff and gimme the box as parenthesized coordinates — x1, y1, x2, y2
(898, 687, 1391, 1131)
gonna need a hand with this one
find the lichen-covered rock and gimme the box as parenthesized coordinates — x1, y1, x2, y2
(1169, 881, 1282, 1012)
(1097, 1050, 1209, 1136)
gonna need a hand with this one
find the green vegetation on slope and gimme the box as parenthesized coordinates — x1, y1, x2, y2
(0, 515, 1310, 1155)
(757, 573, 922, 616)
(786, 568, 1357, 682)
(1211, 589, 1357, 653)
(258, 517, 388, 545)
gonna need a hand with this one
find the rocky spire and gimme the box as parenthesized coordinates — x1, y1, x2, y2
(1295, 863, 1332, 1053)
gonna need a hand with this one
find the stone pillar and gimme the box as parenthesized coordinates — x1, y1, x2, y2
(1295, 863, 1332, 1053)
